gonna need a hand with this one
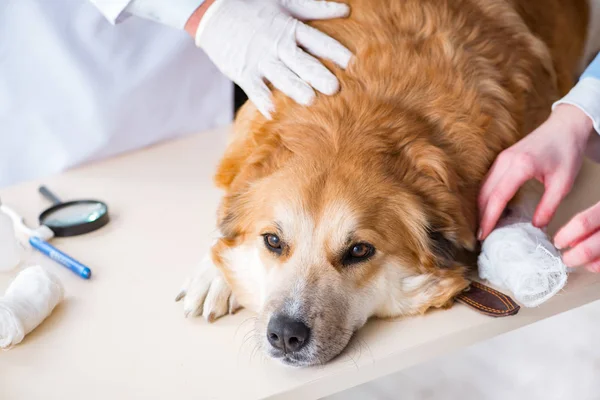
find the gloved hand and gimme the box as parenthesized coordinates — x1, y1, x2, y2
(195, 0, 353, 118)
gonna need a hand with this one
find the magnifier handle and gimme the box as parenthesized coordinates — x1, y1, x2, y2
(39, 186, 62, 205)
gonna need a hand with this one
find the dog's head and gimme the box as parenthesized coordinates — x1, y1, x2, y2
(212, 97, 477, 366)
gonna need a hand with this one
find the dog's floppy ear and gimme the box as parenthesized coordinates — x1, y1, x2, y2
(387, 132, 477, 259)
(214, 102, 266, 189)
(428, 229, 456, 266)
(427, 225, 479, 270)
(216, 143, 288, 238)
(413, 170, 477, 268)
(426, 190, 477, 268)
(214, 102, 291, 239)
(408, 163, 476, 265)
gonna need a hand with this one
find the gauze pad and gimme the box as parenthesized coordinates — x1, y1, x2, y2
(478, 220, 567, 308)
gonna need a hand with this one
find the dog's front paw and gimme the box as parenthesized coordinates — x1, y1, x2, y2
(176, 255, 241, 322)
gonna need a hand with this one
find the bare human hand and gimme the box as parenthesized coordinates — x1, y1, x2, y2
(554, 201, 600, 272)
(478, 104, 594, 240)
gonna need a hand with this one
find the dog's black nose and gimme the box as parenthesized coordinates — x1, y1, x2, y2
(267, 315, 310, 353)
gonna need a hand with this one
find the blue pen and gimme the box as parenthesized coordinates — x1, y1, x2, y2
(29, 236, 92, 279)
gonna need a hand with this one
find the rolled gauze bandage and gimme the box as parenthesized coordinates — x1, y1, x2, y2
(478, 222, 567, 308)
(0, 266, 64, 349)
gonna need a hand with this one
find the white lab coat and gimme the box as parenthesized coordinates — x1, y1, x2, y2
(0, 0, 233, 188)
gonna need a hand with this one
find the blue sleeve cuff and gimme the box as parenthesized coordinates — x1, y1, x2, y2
(581, 53, 600, 81)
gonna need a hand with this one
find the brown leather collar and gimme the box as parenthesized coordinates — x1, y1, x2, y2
(455, 281, 520, 317)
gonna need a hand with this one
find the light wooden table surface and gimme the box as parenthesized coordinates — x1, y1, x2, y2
(1, 126, 600, 400)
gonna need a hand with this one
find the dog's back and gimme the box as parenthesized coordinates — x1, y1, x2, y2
(223, 0, 590, 234)
(309, 0, 588, 141)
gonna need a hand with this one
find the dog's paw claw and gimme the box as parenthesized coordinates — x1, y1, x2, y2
(229, 294, 242, 315)
(178, 255, 235, 322)
(202, 276, 232, 322)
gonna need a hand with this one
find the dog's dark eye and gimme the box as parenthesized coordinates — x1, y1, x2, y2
(263, 234, 283, 254)
(351, 244, 370, 257)
(342, 243, 375, 265)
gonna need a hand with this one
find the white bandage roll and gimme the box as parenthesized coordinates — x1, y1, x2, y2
(0, 266, 64, 349)
(478, 222, 567, 308)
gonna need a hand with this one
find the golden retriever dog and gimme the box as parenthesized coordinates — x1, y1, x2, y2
(177, 0, 597, 366)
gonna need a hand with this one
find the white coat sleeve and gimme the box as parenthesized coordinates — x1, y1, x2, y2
(90, 0, 206, 30)
(553, 54, 600, 134)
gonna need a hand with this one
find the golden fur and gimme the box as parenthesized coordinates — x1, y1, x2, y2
(203, 0, 589, 365)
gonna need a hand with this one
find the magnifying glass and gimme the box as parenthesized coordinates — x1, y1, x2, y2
(38, 186, 110, 237)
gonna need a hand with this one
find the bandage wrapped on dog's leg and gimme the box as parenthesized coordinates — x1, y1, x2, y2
(0, 266, 64, 349)
(478, 206, 567, 307)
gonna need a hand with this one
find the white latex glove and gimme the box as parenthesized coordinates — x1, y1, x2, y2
(195, 0, 353, 118)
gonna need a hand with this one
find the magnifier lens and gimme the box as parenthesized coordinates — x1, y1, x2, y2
(42, 202, 108, 228)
